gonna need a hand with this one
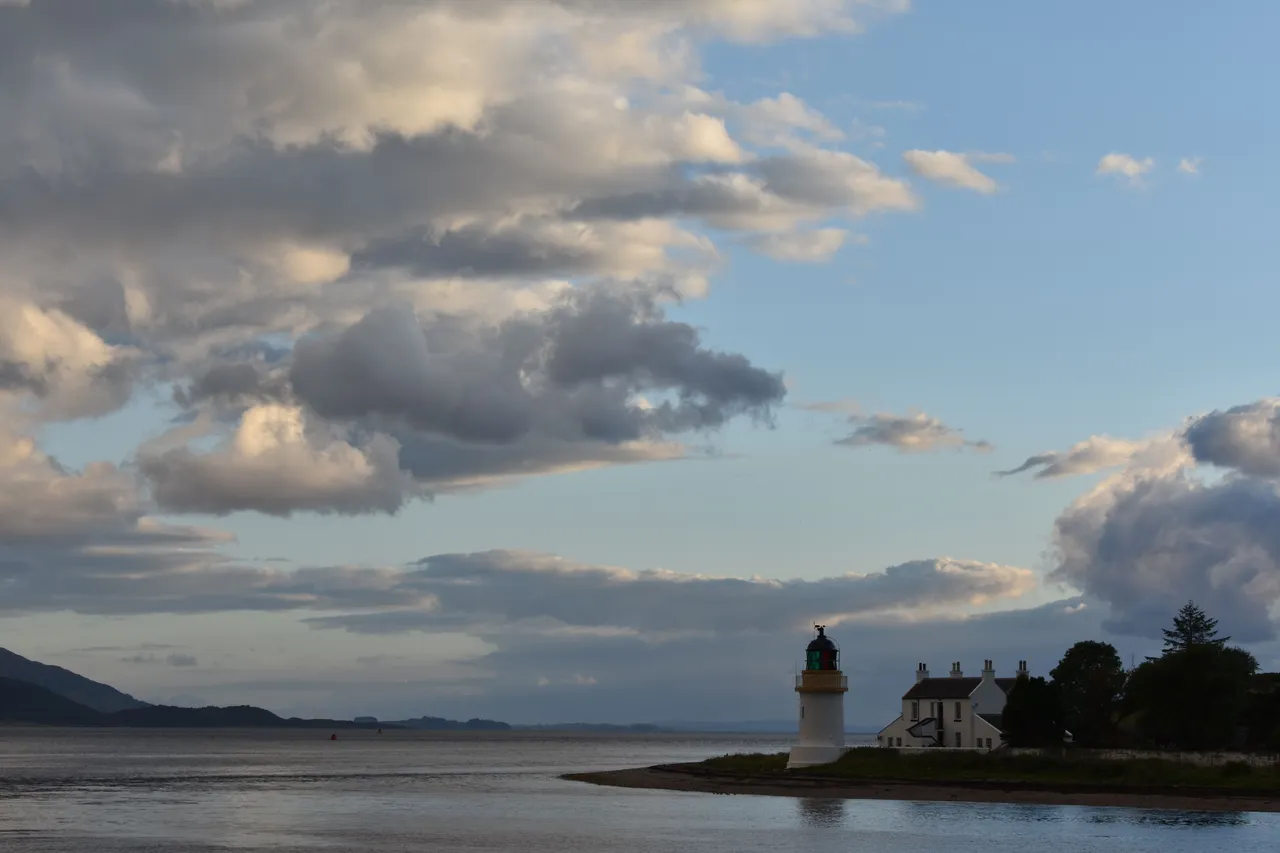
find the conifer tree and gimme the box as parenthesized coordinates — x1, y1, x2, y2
(1161, 601, 1228, 654)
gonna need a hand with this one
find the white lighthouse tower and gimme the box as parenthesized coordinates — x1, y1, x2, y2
(787, 624, 850, 769)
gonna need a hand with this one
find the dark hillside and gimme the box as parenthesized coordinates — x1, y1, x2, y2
(0, 648, 149, 713)
(0, 677, 103, 725)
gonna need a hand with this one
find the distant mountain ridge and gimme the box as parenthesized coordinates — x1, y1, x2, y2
(0, 649, 503, 730)
(0, 678, 394, 729)
(388, 715, 511, 731)
(0, 648, 149, 713)
(0, 678, 104, 726)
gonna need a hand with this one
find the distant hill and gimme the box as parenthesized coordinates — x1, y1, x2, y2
(0, 678, 103, 725)
(105, 704, 290, 727)
(0, 648, 149, 713)
(0, 679, 395, 729)
(388, 715, 511, 731)
(104, 703, 390, 729)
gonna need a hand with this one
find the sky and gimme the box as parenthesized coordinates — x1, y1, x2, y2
(3, 0, 1280, 727)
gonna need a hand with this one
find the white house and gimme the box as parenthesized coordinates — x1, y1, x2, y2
(877, 660, 1028, 750)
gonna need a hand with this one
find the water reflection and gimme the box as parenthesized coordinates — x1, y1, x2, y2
(1094, 810, 1251, 828)
(796, 798, 846, 827)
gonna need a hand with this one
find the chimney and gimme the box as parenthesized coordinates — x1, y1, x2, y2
(915, 662, 930, 683)
(1016, 660, 1029, 677)
(981, 659, 995, 685)
(949, 661, 963, 678)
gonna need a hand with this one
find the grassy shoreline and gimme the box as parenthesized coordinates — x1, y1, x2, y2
(689, 749, 1280, 795)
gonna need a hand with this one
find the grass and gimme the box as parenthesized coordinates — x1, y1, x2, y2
(697, 752, 790, 773)
(690, 749, 1280, 792)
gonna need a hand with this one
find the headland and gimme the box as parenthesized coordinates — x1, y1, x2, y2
(564, 750, 1280, 812)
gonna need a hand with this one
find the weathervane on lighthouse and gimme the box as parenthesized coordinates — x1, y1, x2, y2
(787, 624, 851, 768)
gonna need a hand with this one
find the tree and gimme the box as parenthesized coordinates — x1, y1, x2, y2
(1001, 675, 1064, 748)
(1124, 644, 1258, 750)
(1049, 641, 1126, 748)
(1162, 601, 1229, 654)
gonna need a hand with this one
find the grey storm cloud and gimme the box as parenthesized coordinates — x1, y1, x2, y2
(0, 360, 50, 395)
(172, 362, 291, 410)
(0, 534, 1033, 634)
(1183, 399, 1280, 477)
(302, 550, 1035, 635)
(1052, 471, 1280, 643)
(288, 288, 786, 449)
(1034, 400, 1280, 643)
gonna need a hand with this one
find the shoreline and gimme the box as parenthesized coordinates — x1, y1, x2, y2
(563, 763, 1280, 813)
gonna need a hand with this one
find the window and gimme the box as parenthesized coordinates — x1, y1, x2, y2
(955, 732, 962, 748)
(910, 701, 918, 721)
(954, 701, 962, 721)
(800, 707, 804, 719)
(896, 737, 902, 747)
(985, 738, 993, 749)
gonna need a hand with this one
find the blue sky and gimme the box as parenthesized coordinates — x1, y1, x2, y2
(6, 0, 1280, 723)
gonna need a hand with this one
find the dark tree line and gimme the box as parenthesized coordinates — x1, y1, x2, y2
(1002, 602, 1274, 752)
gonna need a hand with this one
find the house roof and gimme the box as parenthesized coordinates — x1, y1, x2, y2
(978, 713, 1003, 732)
(902, 677, 1017, 700)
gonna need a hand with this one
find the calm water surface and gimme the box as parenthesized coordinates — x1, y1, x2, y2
(0, 729, 1275, 851)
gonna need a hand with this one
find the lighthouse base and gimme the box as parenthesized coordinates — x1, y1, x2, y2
(786, 745, 852, 769)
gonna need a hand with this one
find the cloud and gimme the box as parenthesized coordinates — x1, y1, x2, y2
(139, 405, 423, 517)
(814, 407, 993, 453)
(573, 146, 917, 231)
(294, 289, 784, 431)
(438, 597, 1098, 725)
(996, 435, 1158, 479)
(1177, 157, 1202, 175)
(746, 228, 849, 262)
(1051, 467, 1280, 643)
(1038, 397, 1280, 643)
(0, 504, 1035, 636)
(902, 149, 1003, 194)
(0, 0, 920, 524)
(1184, 399, 1280, 477)
(304, 550, 1037, 635)
(0, 299, 135, 420)
(1095, 153, 1155, 186)
(122, 652, 199, 667)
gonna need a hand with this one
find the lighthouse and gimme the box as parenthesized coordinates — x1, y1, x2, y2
(787, 624, 850, 769)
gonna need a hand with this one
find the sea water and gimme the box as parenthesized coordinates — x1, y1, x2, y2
(0, 728, 1275, 852)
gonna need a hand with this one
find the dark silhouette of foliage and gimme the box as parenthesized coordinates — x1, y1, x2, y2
(1240, 673, 1280, 752)
(1125, 644, 1258, 750)
(1001, 674, 1064, 748)
(1049, 641, 1126, 747)
(1161, 600, 1228, 654)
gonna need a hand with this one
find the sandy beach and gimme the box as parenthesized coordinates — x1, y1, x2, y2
(564, 764, 1280, 813)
